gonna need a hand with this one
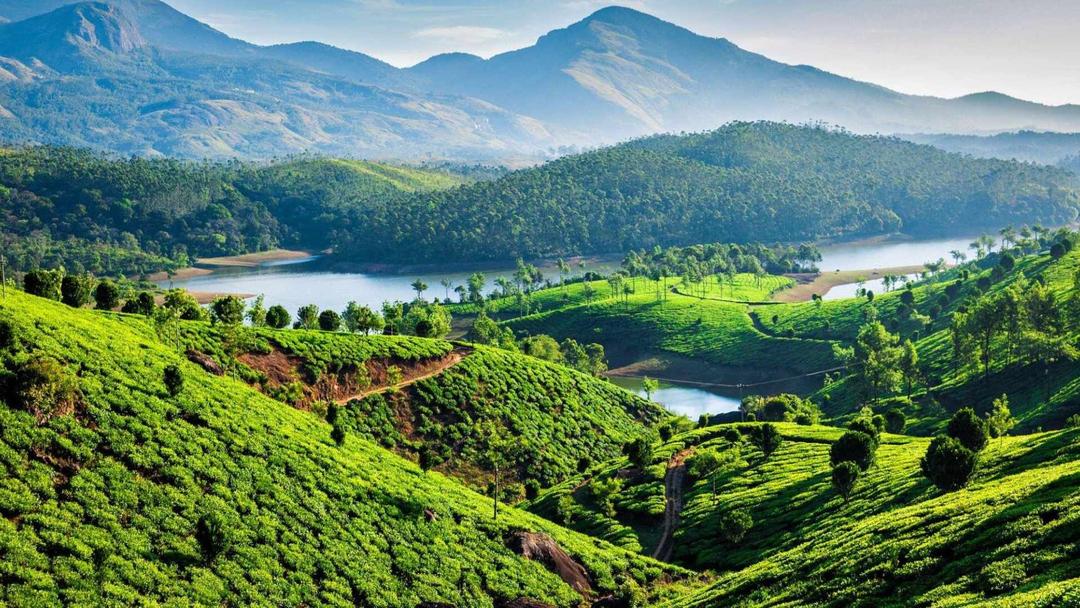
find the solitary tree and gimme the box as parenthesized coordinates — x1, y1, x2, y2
(716, 508, 753, 544)
(318, 309, 342, 332)
(985, 394, 1017, 438)
(899, 340, 919, 398)
(947, 407, 989, 453)
(295, 304, 320, 330)
(245, 295, 267, 327)
(831, 461, 860, 502)
(163, 365, 184, 397)
(885, 409, 907, 434)
(754, 423, 782, 459)
(60, 274, 95, 308)
(94, 280, 121, 310)
(411, 279, 428, 301)
(622, 438, 653, 469)
(641, 376, 660, 401)
(830, 431, 877, 471)
(921, 436, 977, 491)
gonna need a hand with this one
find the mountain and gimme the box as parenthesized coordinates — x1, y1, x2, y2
(0, 2, 553, 159)
(407, 6, 1080, 143)
(2, 2, 1080, 159)
(904, 130, 1080, 164)
(333, 122, 1080, 264)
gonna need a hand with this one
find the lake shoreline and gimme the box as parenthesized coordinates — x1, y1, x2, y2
(775, 264, 927, 302)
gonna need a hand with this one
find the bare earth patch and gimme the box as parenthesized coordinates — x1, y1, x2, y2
(773, 265, 926, 302)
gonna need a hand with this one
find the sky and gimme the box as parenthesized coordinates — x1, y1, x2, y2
(167, 0, 1080, 106)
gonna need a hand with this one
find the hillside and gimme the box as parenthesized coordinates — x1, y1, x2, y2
(905, 131, 1080, 164)
(0, 148, 467, 276)
(173, 322, 667, 491)
(335, 122, 1080, 264)
(529, 422, 1080, 606)
(0, 289, 690, 606)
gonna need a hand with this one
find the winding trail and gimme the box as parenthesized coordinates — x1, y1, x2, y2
(652, 448, 693, 562)
(334, 348, 469, 405)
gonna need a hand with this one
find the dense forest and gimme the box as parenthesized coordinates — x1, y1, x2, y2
(0, 148, 464, 275)
(335, 122, 1080, 263)
(4, 122, 1079, 277)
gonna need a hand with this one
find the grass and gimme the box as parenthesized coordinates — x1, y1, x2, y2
(0, 290, 690, 607)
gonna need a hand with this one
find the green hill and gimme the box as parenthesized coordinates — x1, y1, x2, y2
(530, 422, 1080, 607)
(335, 122, 1080, 264)
(0, 290, 690, 606)
(0, 148, 466, 276)
(173, 321, 666, 491)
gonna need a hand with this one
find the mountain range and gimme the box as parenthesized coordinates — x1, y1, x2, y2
(2, 1, 1080, 159)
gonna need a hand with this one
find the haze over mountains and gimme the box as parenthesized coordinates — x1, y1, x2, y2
(2, 1, 1080, 159)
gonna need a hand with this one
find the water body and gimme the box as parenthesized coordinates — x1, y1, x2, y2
(160, 234, 987, 314)
(823, 273, 922, 301)
(608, 376, 742, 418)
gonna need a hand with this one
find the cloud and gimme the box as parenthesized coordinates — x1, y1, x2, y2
(412, 25, 512, 44)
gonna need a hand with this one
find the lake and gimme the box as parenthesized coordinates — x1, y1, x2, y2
(823, 273, 922, 301)
(608, 376, 742, 418)
(159, 234, 988, 314)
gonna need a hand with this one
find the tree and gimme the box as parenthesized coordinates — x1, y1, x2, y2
(318, 309, 342, 332)
(985, 394, 1016, 438)
(520, 335, 563, 363)
(899, 339, 919, 398)
(210, 296, 245, 326)
(641, 377, 660, 401)
(245, 295, 267, 327)
(94, 280, 121, 310)
(23, 268, 64, 301)
(468, 312, 514, 348)
(266, 305, 291, 329)
(164, 289, 207, 321)
(855, 321, 903, 402)
(847, 417, 881, 445)
(343, 302, 384, 335)
(467, 273, 486, 303)
(831, 461, 860, 502)
(622, 438, 653, 468)
(164, 365, 184, 397)
(60, 273, 95, 307)
(410, 279, 428, 301)
(966, 294, 1003, 379)
(830, 431, 876, 471)
(585, 343, 608, 376)
(122, 292, 156, 316)
(754, 423, 782, 458)
(921, 436, 977, 491)
(885, 409, 907, 434)
(947, 407, 989, 452)
(295, 304, 320, 330)
(440, 278, 453, 302)
(381, 301, 404, 334)
(715, 508, 753, 544)
(403, 302, 451, 338)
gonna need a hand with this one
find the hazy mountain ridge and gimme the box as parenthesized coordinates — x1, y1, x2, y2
(2, 1, 1080, 159)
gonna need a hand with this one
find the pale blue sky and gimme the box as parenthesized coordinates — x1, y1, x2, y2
(168, 0, 1080, 105)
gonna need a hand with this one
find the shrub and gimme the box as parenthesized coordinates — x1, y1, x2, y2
(831, 461, 860, 502)
(23, 268, 64, 300)
(947, 407, 989, 452)
(266, 305, 291, 329)
(885, 409, 907, 434)
(592, 476, 623, 517)
(921, 436, 977, 491)
(12, 357, 80, 424)
(754, 423, 782, 458)
(164, 365, 184, 397)
(985, 394, 1016, 438)
(722, 428, 742, 443)
(0, 319, 14, 351)
(830, 431, 876, 471)
(94, 280, 121, 310)
(716, 508, 753, 544)
(980, 558, 1026, 595)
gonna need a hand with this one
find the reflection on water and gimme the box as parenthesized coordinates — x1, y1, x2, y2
(609, 376, 742, 418)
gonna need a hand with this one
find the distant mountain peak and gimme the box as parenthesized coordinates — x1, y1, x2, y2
(61, 2, 146, 52)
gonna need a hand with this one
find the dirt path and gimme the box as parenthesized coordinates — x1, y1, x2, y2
(334, 349, 468, 405)
(652, 448, 693, 562)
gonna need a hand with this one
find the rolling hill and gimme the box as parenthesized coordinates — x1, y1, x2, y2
(334, 122, 1080, 264)
(0, 289, 688, 606)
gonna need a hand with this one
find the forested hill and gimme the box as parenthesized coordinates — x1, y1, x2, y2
(335, 122, 1080, 264)
(0, 148, 466, 275)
